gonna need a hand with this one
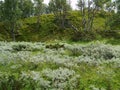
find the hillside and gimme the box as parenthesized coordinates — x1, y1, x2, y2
(0, 11, 120, 43)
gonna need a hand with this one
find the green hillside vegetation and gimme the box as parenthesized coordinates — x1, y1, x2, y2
(0, 11, 120, 43)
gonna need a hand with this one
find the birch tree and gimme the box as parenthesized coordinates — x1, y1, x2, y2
(3, 0, 21, 41)
(49, 0, 71, 29)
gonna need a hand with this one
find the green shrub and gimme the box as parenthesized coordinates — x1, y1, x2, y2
(12, 44, 32, 51)
(46, 43, 64, 50)
(0, 74, 22, 90)
(71, 30, 98, 41)
(0, 11, 120, 42)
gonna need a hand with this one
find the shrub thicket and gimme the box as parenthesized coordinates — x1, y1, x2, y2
(0, 11, 119, 42)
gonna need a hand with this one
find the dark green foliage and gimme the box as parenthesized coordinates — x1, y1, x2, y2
(116, 0, 120, 13)
(12, 44, 32, 51)
(108, 14, 120, 30)
(106, 38, 120, 45)
(0, 73, 38, 90)
(0, 1, 4, 22)
(0, 74, 22, 90)
(71, 30, 98, 41)
(46, 43, 64, 50)
(0, 11, 120, 42)
(18, 0, 34, 18)
(48, 0, 71, 29)
(0, 0, 119, 42)
(99, 30, 120, 39)
(2, 0, 22, 41)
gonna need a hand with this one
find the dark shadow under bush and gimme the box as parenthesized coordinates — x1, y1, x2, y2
(99, 30, 120, 39)
(71, 30, 98, 42)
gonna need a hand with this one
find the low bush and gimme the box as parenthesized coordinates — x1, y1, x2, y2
(46, 43, 64, 50)
(99, 30, 120, 39)
(71, 30, 98, 42)
(0, 42, 120, 89)
(12, 44, 32, 51)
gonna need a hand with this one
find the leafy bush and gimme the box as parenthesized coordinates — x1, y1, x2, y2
(81, 43, 120, 60)
(99, 30, 120, 39)
(46, 43, 64, 50)
(65, 42, 120, 60)
(11, 42, 44, 51)
(0, 73, 22, 90)
(12, 44, 32, 51)
(71, 30, 98, 41)
(1, 11, 120, 42)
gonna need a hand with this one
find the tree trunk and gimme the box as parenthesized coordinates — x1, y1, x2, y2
(61, 10, 66, 29)
(11, 23, 15, 41)
(37, 15, 41, 31)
